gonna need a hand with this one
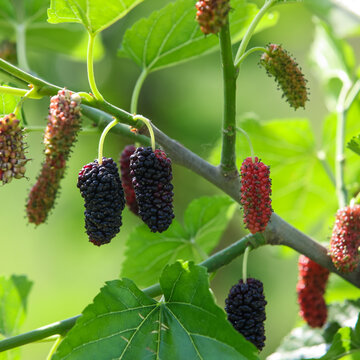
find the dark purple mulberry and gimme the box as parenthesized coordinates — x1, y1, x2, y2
(77, 157, 125, 246)
(225, 278, 267, 351)
(119, 145, 139, 215)
(130, 146, 174, 232)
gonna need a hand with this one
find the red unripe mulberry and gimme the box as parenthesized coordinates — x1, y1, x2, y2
(119, 145, 139, 215)
(0, 113, 28, 184)
(26, 161, 64, 225)
(296, 255, 329, 328)
(329, 205, 360, 273)
(195, 0, 230, 35)
(260, 44, 309, 110)
(240, 157, 272, 234)
(26, 89, 81, 224)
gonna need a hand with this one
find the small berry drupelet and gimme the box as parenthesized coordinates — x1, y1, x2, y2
(195, 0, 230, 35)
(296, 255, 329, 328)
(119, 145, 139, 215)
(77, 157, 125, 246)
(26, 89, 82, 224)
(260, 44, 308, 110)
(130, 146, 174, 232)
(329, 205, 360, 273)
(240, 157, 272, 234)
(225, 278, 267, 351)
(0, 113, 28, 184)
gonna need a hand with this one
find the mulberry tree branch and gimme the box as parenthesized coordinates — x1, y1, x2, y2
(1, 55, 360, 354)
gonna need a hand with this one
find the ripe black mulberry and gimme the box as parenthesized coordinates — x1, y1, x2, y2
(225, 278, 267, 351)
(119, 145, 139, 215)
(130, 146, 174, 232)
(77, 157, 125, 246)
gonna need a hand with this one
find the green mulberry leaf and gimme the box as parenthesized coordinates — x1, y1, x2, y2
(53, 262, 259, 360)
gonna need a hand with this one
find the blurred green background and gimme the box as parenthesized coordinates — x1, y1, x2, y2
(0, 0, 360, 359)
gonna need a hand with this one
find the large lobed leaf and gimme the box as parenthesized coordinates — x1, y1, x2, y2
(0, 0, 103, 60)
(53, 261, 259, 360)
(119, 0, 277, 72)
(121, 196, 236, 287)
(47, 0, 144, 35)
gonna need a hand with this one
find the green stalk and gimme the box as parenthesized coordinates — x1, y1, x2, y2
(130, 69, 148, 114)
(0, 85, 28, 97)
(234, 46, 267, 68)
(97, 119, 119, 164)
(133, 115, 156, 151)
(15, 23, 30, 72)
(46, 336, 63, 360)
(0, 233, 262, 352)
(336, 81, 351, 208)
(242, 246, 250, 282)
(87, 34, 104, 101)
(219, 21, 237, 175)
(234, 0, 275, 66)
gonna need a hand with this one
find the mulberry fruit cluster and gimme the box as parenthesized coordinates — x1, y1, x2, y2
(240, 157, 272, 234)
(296, 255, 329, 328)
(260, 44, 308, 110)
(329, 205, 360, 273)
(195, 0, 230, 35)
(130, 146, 174, 232)
(225, 278, 267, 351)
(77, 158, 125, 246)
(26, 89, 81, 225)
(0, 113, 28, 184)
(119, 145, 139, 215)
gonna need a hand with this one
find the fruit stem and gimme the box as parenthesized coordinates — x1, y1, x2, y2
(133, 115, 156, 151)
(236, 127, 254, 161)
(13, 86, 38, 118)
(87, 33, 104, 101)
(234, 0, 275, 67)
(242, 246, 250, 283)
(46, 335, 63, 360)
(234, 46, 268, 68)
(98, 118, 119, 164)
(131, 69, 148, 114)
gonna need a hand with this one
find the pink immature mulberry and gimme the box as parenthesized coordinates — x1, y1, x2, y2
(0, 113, 28, 184)
(195, 0, 230, 35)
(240, 157, 272, 234)
(260, 44, 309, 110)
(296, 255, 329, 328)
(26, 89, 81, 224)
(329, 205, 360, 273)
(119, 145, 139, 215)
